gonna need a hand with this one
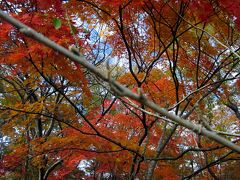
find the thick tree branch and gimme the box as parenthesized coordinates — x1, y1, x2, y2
(1, 10, 240, 153)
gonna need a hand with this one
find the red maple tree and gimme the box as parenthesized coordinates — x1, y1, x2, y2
(0, 0, 240, 179)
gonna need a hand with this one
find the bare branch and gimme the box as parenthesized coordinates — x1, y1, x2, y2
(1, 10, 240, 153)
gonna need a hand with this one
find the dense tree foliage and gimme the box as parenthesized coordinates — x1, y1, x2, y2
(0, 0, 240, 179)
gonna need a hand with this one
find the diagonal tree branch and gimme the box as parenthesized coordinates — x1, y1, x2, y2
(0, 10, 240, 153)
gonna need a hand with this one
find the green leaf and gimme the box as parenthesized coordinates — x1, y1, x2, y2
(52, 18, 61, 29)
(83, 28, 89, 33)
(70, 24, 77, 34)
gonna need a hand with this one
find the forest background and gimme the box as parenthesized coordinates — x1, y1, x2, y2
(0, 0, 240, 179)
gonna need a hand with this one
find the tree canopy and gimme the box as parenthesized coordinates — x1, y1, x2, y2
(0, 0, 240, 179)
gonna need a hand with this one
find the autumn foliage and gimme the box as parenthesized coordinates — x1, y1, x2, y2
(0, 0, 240, 179)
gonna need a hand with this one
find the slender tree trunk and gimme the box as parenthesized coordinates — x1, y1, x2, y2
(39, 168, 44, 180)
(145, 125, 177, 179)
